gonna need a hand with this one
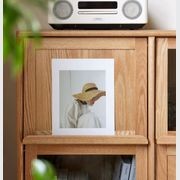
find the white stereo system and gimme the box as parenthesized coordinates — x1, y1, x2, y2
(48, 0, 148, 29)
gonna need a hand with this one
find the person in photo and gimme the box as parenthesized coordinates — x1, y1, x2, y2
(64, 83, 106, 128)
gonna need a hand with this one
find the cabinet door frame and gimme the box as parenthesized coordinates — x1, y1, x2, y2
(23, 37, 148, 138)
(156, 38, 176, 145)
(25, 144, 147, 180)
(17, 74, 24, 180)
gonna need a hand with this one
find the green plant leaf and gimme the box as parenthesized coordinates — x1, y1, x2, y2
(3, 0, 55, 75)
(31, 159, 57, 180)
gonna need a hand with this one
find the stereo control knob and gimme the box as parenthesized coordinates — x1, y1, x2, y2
(53, 0, 73, 19)
(122, 0, 142, 19)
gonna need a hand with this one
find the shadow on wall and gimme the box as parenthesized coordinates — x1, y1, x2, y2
(3, 62, 17, 180)
(146, 0, 176, 30)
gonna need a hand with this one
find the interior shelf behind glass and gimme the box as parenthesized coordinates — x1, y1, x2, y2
(38, 155, 136, 180)
(168, 49, 176, 131)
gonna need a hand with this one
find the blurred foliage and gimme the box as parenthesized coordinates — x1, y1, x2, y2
(3, 0, 50, 75)
(31, 159, 57, 180)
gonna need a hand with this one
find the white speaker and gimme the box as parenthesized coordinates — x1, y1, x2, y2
(122, 1, 142, 19)
(48, 0, 148, 29)
(53, 0, 73, 19)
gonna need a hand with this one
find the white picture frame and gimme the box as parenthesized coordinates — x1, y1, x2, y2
(52, 59, 114, 135)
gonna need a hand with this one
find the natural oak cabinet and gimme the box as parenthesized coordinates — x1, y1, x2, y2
(16, 30, 176, 180)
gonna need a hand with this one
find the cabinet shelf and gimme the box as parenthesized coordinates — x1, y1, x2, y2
(23, 135, 148, 145)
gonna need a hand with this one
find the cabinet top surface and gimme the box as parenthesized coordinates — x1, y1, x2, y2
(18, 30, 176, 37)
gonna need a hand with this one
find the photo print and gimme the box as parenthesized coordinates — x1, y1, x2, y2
(52, 59, 114, 135)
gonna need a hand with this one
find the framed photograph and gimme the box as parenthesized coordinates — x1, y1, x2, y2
(52, 59, 114, 135)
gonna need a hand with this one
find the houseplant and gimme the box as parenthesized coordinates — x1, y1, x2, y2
(3, 0, 51, 74)
(4, 1, 57, 179)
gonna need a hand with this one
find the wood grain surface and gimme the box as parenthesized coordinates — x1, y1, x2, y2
(18, 30, 176, 38)
(168, 156, 176, 180)
(25, 145, 37, 180)
(136, 146, 147, 180)
(24, 38, 147, 137)
(156, 145, 176, 180)
(16, 72, 24, 180)
(156, 38, 168, 139)
(156, 38, 176, 139)
(156, 136, 176, 145)
(23, 135, 148, 145)
(148, 37, 155, 180)
(24, 39, 36, 136)
(156, 145, 167, 180)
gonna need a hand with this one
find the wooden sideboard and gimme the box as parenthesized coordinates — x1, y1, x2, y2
(17, 30, 176, 180)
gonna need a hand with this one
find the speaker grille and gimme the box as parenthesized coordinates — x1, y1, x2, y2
(122, 1, 142, 19)
(53, 0, 73, 19)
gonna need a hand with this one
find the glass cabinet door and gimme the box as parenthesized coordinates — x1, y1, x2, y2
(156, 37, 176, 180)
(156, 38, 176, 142)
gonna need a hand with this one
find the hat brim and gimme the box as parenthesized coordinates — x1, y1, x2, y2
(73, 90, 106, 102)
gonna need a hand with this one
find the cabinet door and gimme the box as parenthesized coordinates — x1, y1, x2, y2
(156, 145, 176, 180)
(25, 145, 147, 180)
(156, 38, 176, 144)
(24, 37, 147, 137)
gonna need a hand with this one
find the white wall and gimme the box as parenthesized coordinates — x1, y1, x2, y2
(29, 0, 176, 30)
(3, 63, 17, 180)
(147, 0, 176, 29)
(59, 70, 106, 128)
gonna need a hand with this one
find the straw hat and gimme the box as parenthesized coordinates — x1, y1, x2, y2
(73, 83, 106, 102)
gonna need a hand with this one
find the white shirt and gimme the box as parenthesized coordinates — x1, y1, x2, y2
(65, 100, 101, 128)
